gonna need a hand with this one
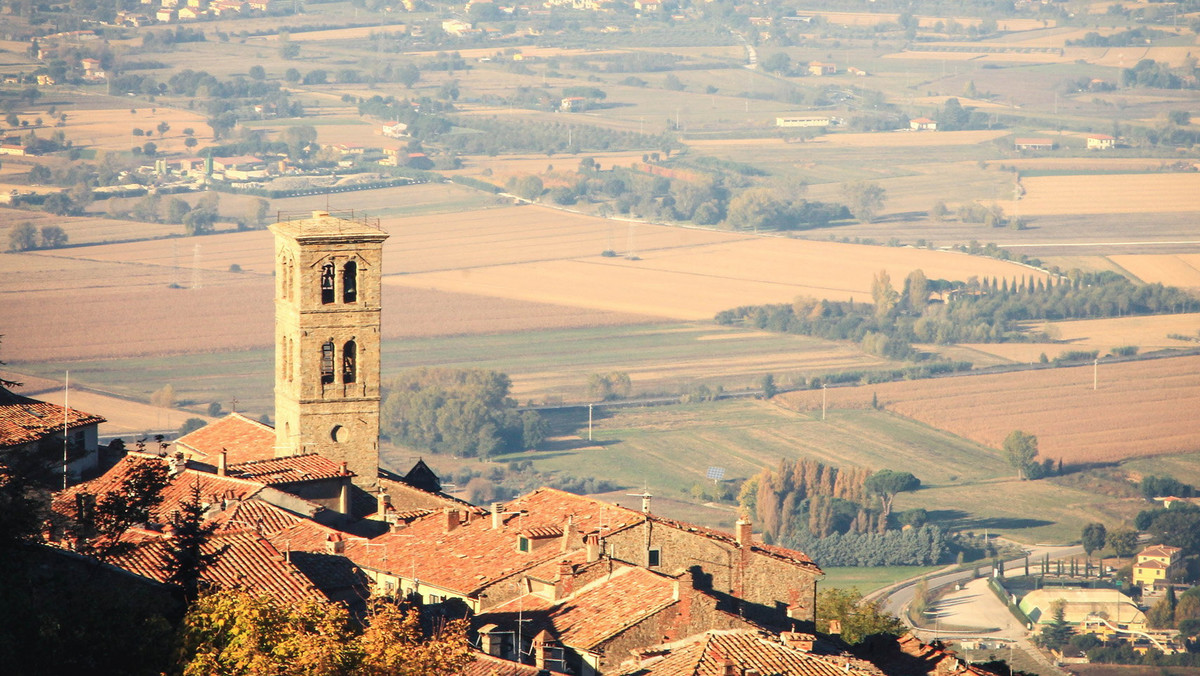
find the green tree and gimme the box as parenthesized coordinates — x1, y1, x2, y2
(164, 478, 219, 600)
(930, 200, 948, 222)
(1038, 599, 1073, 649)
(586, 372, 632, 401)
(1147, 587, 1177, 629)
(761, 52, 791, 74)
(842, 181, 886, 223)
(1107, 527, 1139, 561)
(1081, 522, 1107, 557)
(871, 269, 899, 319)
(1003, 430, 1038, 480)
(179, 418, 207, 436)
(816, 587, 906, 645)
(725, 188, 783, 232)
(248, 65, 265, 80)
(42, 192, 75, 216)
(156, 121, 170, 138)
(284, 68, 301, 84)
(760, 374, 777, 399)
(7, 222, 37, 252)
(39, 225, 67, 248)
(507, 175, 543, 201)
(166, 197, 191, 224)
(397, 63, 420, 89)
(865, 469, 921, 521)
(903, 269, 929, 313)
(69, 457, 169, 561)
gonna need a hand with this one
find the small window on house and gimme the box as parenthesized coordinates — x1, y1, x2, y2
(320, 263, 335, 304)
(320, 340, 335, 384)
(648, 548, 661, 567)
(342, 340, 356, 384)
(343, 261, 357, 303)
(518, 536, 530, 553)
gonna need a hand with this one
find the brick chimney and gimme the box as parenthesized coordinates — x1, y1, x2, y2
(491, 502, 503, 530)
(780, 632, 814, 652)
(217, 450, 227, 477)
(555, 560, 576, 600)
(326, 532, 345, 555)
(560, 514, 573, 553)
(585, 534, 601, 562)
(531, 630, 556, 671)
(735, 518, 752, 547)
(478, 624, 503, 657)
(828, 619, 842, 636)
(444, 507, 459, 532)
(376, 490, 390, 516)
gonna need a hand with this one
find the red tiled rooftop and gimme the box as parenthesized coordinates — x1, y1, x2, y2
(461, 651, 543, 676)
(483, 566, 678, 650)
(341, 488, 646, 597)
(618, 630, 885, 676)
(174, 413, 276, 464)
(0, 386, 105, 448)
(111, 529, 327, 604)
(1139, 544, 1181, 558)
(211, 498, 307, 535)
(227, 453, 348, 485)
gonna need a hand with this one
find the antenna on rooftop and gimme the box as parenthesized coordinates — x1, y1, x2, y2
(626, 488, 652, 514)
(62, 370, 69, 490)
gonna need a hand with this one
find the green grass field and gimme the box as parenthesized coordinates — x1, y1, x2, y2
(14, 323, 882, 420)
(819, 566, 944, 593)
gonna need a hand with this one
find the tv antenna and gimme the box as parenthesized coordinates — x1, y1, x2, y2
(626, 488, 652, 514)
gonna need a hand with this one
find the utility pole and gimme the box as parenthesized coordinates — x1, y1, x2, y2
(821, 383, 827, 421)
(1093, 357, 1098, 390)
(588, 403, 593, 441)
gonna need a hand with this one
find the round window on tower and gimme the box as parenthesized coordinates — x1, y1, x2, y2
(330, 425, 348, 443)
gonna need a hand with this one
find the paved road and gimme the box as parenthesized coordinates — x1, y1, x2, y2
(875, 541, 1084, 630)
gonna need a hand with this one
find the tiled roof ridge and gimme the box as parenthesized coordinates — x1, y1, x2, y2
(227, 451, 327, 467)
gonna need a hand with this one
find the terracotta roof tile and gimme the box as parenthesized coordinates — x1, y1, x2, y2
(461, 651, 541, 676)
(210, 498, 307, 535)
(338, 488, 646, 598)
(480, 566, 678, 650)
(226, 453, 348, 485)
(617, 630, 885, 676)
(0, 386, 105, 448)
(1139, 544, 1181, 558)
(174, 413, 276, 464)
(110, 530, 327, 604)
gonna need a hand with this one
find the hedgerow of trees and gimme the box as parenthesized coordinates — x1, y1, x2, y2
(716, 269, 1199, 360)
(380, 368, 545, 457)
(738, 459, 940, 565)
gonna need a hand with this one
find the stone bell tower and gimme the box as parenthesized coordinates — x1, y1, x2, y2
(271, 211, 388, 488)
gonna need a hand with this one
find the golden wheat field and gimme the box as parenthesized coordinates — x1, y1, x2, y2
(956, 313, 1200, 362)
(811, 130, 1010, 147)
(387, 230, 1050, 320)
(1109, 255, 1200, 288)
(64, 106, 213, 154)
(995, 174, 1200, 215)
(0, 209, 181, 245)
(777, 355, 1200, 465)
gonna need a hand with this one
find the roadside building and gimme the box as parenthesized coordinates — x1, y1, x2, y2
(776, 115, 831, 128)
(1014, 137, 1054, 151)
(1019, 588, 1145, 629)
(1086, 134, 1116, 150)
(1133, 544, 1182, 587)
(910, 117, 937, 131)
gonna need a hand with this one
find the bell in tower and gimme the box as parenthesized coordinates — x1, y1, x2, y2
(270, 210, 388, 489)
